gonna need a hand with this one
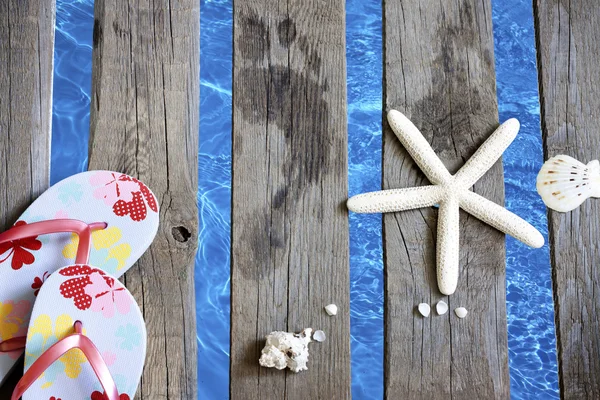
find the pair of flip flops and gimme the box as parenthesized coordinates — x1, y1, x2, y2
(0, 171, 159, 399)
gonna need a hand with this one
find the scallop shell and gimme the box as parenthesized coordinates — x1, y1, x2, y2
(537, 155, 600, 212)
(436, 301, 448, 315)
(418, 303, 431, 318)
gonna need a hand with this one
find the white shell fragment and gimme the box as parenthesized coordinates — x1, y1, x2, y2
(537, 155, 600, 212)
(313, 330, 326, 342)
(418, 303, 431, 318)
(454, 307, 468, 319)
(324, 304, 338, 316)
(259, 328, 313, 373)
(436, 301, 448, 315)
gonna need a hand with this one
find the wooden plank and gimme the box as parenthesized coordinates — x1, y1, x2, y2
(535, 1, 600, 397)
(88, 1, 199, 399)
(383, 0, 509, 398)
(230, 0, 350, 399)
(0, 0, 54, 228)
(0, 0, 55, 396)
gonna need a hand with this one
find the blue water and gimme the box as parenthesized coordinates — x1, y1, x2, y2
(51, 0, 94, 184)
(492, 1, 559, 397)
(198, 1, 232, 399)
(346, 1, 384, 398)
(50, 0, 559, 399)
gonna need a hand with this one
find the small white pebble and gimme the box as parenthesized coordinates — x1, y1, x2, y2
(324, 304, 338, 316)
(418, 303, 430, 318)
(454, 307, 468, 319)
(313, 330, 326, 342)
(436, 301, 448, 315)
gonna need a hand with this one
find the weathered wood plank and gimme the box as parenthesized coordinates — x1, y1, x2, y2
(231, 0, 350, 399)
(0, 0, 54, 228)
(383, 0, 509, 398)
(535, 1, 600, 398)
(88, 1, 199, 399)
(0, 0, 55, 396)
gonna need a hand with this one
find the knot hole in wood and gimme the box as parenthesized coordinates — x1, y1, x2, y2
(172, 226, 192, 242)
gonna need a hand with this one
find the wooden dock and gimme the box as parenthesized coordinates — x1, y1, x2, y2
(0, 0, 199, 399)
(1, 0, 600, 398)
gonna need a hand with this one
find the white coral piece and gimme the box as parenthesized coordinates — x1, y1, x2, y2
(259, 328, 313, 373)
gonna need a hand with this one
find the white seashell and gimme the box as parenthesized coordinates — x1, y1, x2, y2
(259, 328, 313, 373)
(418, 303, 431, 318)
(436, 301, 448, 315)
(454, 307, 468, 318)
(313, 330, 326, 342)
(537, 155, 600, 212)
(324, 304, 338, 316)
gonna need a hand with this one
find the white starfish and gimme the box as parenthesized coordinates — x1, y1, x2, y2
(347, 110, 544, 295)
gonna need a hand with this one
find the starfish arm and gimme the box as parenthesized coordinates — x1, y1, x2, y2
(437, 195, 460, 295)
(347, 185, 444, 214)
(454, 118, 520, 189)
(459, 190, 544, 248)
(387, 110, 452, 185)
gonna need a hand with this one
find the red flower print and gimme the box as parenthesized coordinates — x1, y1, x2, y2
(91, 391, 130, 400)
(125, 176, 158, 213)
(0, 221, 42, 270)
(50, 396, 62, 400)
(113, 191, 148, 222)
(59, 265, 112, 311)
(32, 271, 50, 296)
(90, 172, 158, 222)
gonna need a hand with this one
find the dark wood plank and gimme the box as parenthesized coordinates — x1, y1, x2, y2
(0, 0, 55, 396)
(88, 1, 199, 399)
(535, 1, 600, 398)
(230, 0, 350, 398)
(383, 0, 509, 398)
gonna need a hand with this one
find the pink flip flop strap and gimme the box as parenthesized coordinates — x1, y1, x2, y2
(0, 337, 26, 352)
(11, 321, 119, 400)
(0, 219, 107, 265)
(0, 219, 107, 354)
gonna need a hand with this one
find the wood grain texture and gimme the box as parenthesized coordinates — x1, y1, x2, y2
(231, 0, 350, 398)
(535, 1, 600, 398)
(88, 1, 199, 399)
(0, 0, 54, 228)
(383, 0, 509, 398)
(0, 0, 54, 396)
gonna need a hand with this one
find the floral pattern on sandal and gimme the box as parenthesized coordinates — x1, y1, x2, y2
(90, 172, 158, 222)
(25, 314, 88, 388)
(90, 391, 130, 400)
(58, 266, 131, 318)
(32, 271, 50, 296)
(0, 221, 43, 270)
(58, 265, 110, 311)
(0, 300, 31, 359)
(84, 272, 131, 318)
(62, 227, 132, 275)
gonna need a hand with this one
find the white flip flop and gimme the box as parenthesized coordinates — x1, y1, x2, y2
(11, 264, 146, 400)
(0, 170, 158, 384)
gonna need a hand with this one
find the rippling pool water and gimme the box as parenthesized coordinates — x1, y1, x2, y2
(51, 0, 559, 398)
(493, 1, 559, 397)
(51, 0, 94, 183)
